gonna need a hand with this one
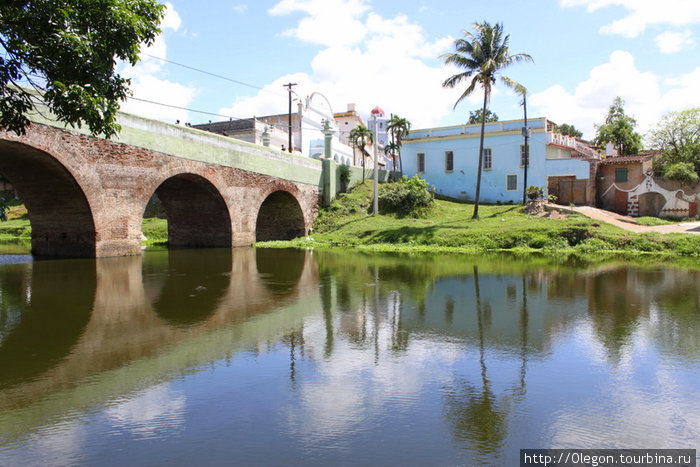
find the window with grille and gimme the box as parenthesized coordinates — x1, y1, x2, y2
(445, 151, 454, 171)
(506, 174, 518, 191)
(615, 168, 628, 182)
(482, 148, 492, 170)
(520, 145, 529, 167)
(417, 153, 425, 173)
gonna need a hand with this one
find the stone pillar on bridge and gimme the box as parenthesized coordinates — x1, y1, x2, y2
(322, 119, 336, 207)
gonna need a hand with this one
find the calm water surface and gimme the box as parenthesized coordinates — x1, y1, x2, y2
(0, 248, 697, 466)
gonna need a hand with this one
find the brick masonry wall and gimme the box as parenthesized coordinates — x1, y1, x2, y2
(0, 123, 320, 257)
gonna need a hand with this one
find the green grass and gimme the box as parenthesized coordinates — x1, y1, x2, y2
(2, 188, 699, 259)
(141, 217, 168, 245)
(635, 216, 689, 226)
(265, 183, 700, 258)
(0, 208, 170, 246)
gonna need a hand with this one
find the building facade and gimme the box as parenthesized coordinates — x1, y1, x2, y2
(597, 153, 700, 218)
(402, 118, 599, 204)
(194, 93, 356, 166)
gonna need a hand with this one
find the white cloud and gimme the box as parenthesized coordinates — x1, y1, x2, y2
(531, 50, 700, 140)
(220, 2, 459, 128)
(119, 2, 198, 123)
(661, 66, 700, 112)
(560, 0, 700, 37)
(654, 30, 695, 54)
(161, 2, 182, 31)
(233, 4, 248, 14)
(269, 0, 370, 47)
(531, 51, 660, 139)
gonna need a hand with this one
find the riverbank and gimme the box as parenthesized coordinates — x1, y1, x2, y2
(260, 183, 700, 259)
(1, 183, 698, 259)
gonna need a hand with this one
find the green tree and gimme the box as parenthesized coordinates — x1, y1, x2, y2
(441, 22, 532, 219)
(554, 123, 583, 138)
(386, 115, 411, 176)
(594, 97, 642, 155)
(349, 124, 373, 183)
(648, 108, 700, 178)
(468, 108, 498, 124)
(0, 0, 165, 138)
(384, 141, 400, 175)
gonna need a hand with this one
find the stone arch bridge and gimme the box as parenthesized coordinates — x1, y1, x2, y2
(0, 111, 341, 257)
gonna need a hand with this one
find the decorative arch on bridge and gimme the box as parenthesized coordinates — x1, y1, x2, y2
(0, 140, 96, 257)
(255, 190, 306, 241)
(151, 173, 232, 248)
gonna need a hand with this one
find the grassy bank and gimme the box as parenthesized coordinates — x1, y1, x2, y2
(0, 206, 170, 248)
(260, 183, 700, 258)
(2, 184, 698, 259)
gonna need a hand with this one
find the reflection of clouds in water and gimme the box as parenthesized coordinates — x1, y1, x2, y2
(106, 383, 186, 439)
(548, 319, 699, 449)
(27, 420, 86, 466)
(283, 315, 461, 445)
(0, 308, 22, 347)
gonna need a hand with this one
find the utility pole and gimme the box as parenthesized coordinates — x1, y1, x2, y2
(372, 111, 379, 215)
(521, 92, 530, 204)
(283, 82, 297, 153)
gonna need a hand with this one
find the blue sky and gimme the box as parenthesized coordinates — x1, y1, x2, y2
(119, 0, 700, 140)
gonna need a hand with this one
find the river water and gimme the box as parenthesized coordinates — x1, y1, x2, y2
(0, 248, 697, 466)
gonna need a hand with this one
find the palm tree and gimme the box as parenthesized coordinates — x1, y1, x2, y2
(387, 115, 411, 177)
(349, 125, 373, 183)
(384, 141, 400, 177)
(441, 22, 533, 219)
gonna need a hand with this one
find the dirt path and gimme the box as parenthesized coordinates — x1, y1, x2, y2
(551, 205, 700, 235)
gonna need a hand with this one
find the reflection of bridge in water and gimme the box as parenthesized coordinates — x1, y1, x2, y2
(0, 249, 320, 418)
(0, 252, 697, 450)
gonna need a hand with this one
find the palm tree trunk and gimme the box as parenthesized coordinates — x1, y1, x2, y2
(472, 91, 488, 219)
(397, 135, 404, 178)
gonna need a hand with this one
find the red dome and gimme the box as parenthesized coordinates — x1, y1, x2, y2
(371, 106, 385, 116)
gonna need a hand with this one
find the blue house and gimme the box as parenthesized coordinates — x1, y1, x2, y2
(401, 118, 599, 204)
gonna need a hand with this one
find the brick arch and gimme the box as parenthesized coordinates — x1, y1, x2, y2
(151, 172, 232, 248)
(255, 184, 307, 241)
(0, 138, 97, 257)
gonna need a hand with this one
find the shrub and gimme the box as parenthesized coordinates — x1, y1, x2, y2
(526, 185, 544, 201)
(378, 176, 434, 217)
(338, 165, 351, 191)
(574, 238, 614, 254)
(662, 162, 699, 183)
(560, 227, 592, 246)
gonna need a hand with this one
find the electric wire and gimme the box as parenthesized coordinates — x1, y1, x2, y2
(141, 53, 287, 98)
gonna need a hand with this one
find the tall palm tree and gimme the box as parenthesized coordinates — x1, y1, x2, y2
(387, 115, 411, 177)
(349, 124, 373, 183)
(441, 22, 533, 219)
(384, 141, 400, 177)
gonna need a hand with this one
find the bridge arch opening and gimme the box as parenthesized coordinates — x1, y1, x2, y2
(256, 191, 306, 241)
(149, 173, 232, 248)
(0, 140, 96, 257)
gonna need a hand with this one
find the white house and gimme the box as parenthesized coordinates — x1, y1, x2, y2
(401, 117, 600, 204)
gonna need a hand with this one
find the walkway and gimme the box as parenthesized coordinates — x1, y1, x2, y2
(558, 205, 700, 235)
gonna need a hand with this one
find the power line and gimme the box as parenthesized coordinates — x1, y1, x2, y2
(128, 96, 295, 133)
(141, 53, 286, 98)
(128, 96, 243, 120)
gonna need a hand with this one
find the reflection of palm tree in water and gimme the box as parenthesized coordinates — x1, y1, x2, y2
(444, 266, 530, 458)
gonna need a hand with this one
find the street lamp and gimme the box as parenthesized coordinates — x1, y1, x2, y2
(370, 106, 384, 215)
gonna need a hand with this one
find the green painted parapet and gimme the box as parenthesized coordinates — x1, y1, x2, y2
(24, 104, 324, 188)
(322, 159, 336, 207)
